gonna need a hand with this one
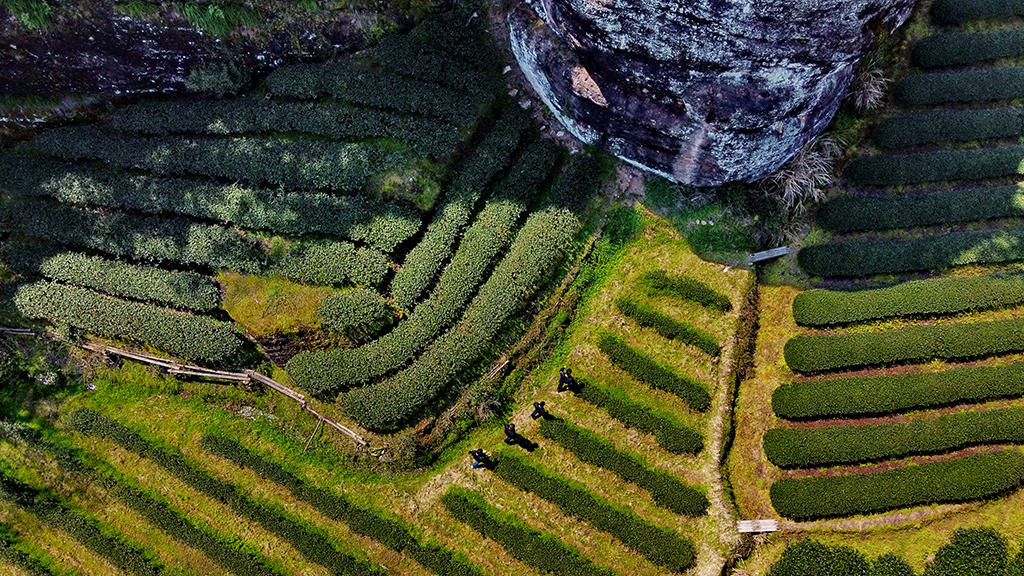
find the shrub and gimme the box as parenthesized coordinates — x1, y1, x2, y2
(792, 273, 1024, 326)
(932, 0, 1024, 24)
(638, 269, 731, 311)
(925, 527, 1008, 576)
(797, 227, 1024, 278)
(873, 554, 916, 576)
(614, 296, 719, 355)
(874, 107, 1022, 149)
(845, 146, 1024, 187)
(914, 30, 1024, 68)
(538, 419, 708, 515)
(573, 378, 704, 454)
(766, 539, 871, 576)
(894, 68, 1024, 107)
(15, 281, 242, 364)
(371, 34, 499, 101)
(773, 361, 1024, 419)
(784, 316, 1024, 373)
(272, 241, 390, 288)
(440, 488, 617, 576)
(185, 61, 250, 96)
(597, 332, 711, 411)
(0, 537, 55, 576)
(317, 289, 393, 339)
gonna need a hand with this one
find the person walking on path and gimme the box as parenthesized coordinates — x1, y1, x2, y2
(530, 401, 547, 419)
(557, 367, 576, 392)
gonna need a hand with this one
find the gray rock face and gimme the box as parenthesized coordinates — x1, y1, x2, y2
(509, 0, 914, 186)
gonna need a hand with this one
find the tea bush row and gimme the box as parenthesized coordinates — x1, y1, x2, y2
(342, 154, 602, 430)
(34, 126, 402, 192)
(287, 138, 557, 394)
(597, 332, 710, 411)
(15, 281, 242, 364)
(914, 30, 1024, 68)
(0, 154, 419, 253)
(773, 361, 1024, 419)
(389, 106, 531, 309)
(440, 488, 616, 576)
(764, 405, 1024, 468)
(797, 226, 1024, 278)
(874, 107, 1023, 149)
(409, 8, 504, 74)
(68, 409, 385, 576)
(537, 419, 709, 516)
(371, 34, 498, 101)
(770, 449, 1024, 520)
(845, 146, 1024, 187)
(932, 0, 1024, 24)
(272, 241, 390, 288)
(199, 434, 480, 576)
(103, 99, 461, 156)
(318, 289, 393, 340)
(792, 273, 1024, 326)
(895, 68, 1024, 107)
(493, 453, 696, 572)
(614, 296, 719, 355)
(784, 316, 1024, 373)
(0, 536, 55, 576)
(638, 269, 732, 311)
(573, 379, 705, 454)
(767, 539, 915, 576)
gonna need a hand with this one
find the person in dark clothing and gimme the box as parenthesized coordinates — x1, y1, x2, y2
(557, 367, 574, 392)
(530, 401, 547, 419)
(503, 423, 518, 444)
(469, 449, 490, 468)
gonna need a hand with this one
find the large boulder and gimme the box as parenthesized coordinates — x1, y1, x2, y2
(508, 0, 914, 186)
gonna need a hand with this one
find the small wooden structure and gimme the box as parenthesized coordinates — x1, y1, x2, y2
(748, 246, 791, 264)
(736, 519, 780, 533)
(0, 326, 35, 336)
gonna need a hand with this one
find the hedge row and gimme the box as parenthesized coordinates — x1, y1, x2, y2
(537, 419, 709, 516)
(103, 99, 461, 157)
(894, 68, 1024, 107)
(68, 409, 385, 576)
(792, 273, 1024, 326)
(784, 315, 1024, 373)
(7, 199, 266, 274)
(638, 269, 732, 311)
(272, 241, 390, 288)
(573, 379, 705, 454)
(410, 9, 503, 74)
(389, 106, 531, 309)
(287, 138, 558, 395)
(614, 296, 719, 355)
(770, 449, 1024, 520)
(874, 107, 1023, 149)
(0, 154, 420, 253)
(773, 361, 1024, 420)
(765, 405, 1024, 468)
(493, 453, 696, 572)
(15, 281, 242, 364)
(371, 34, 498, 101)
(0, 537, 56, 576)
(317, 289, 393, 340)
(767, 539, 912, 576)
(797, 226, 1024, 278)
(932, 0, 1024, 24)
(266, 63, 479, 127)
(34, 126, 402, 192)
(597, 332, 711, 411)
(440, 488, 616, 576)
(342, 154, 602, 430)
(914, 30, 1024, 69)
(845, 145, 1024, 187)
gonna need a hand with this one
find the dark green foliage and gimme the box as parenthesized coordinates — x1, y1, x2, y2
(371, 34, 498, 102)
(272, 241, 389, 288)
(597, 332, 711, 411)
(845, 146, 1024, 187)
(34, 126, 401, 192)
(932, 0, 1024, 24)
(440, 488, 617, 576)
(773, 361, 1024, 420)
(638, 269, 732, 311)
(784, 316, 1024, 373)
(895, 68, 1024, 107)
(68, 410, 385, 576)
(14, 281, 242, 364)
(614, 296, 719, 355)
(797, 227, 1024, 278)
(914, 30, 1024, 68)
(766, 539, 871, 576)
(0, 537, 56, 576)
(873, 554, 917, 576)
(770, 450, 1024, 520)
(1009, 546, 1024, 576)
(792, 274, 1024, 326)
(573, 378, 704, 454)
(874, 107, 1022, 149)
(199, 434, 480, 576)
(185, 61, 250, 96)
(317, 289, 392, 339)
(764, 405, 1024, 468)
(924, 527, 1007, 576)
(537, 419, 708, 515)
(409, 9, 503, 74)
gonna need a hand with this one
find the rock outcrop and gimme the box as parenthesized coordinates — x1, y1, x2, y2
(508, 0, 914, 187)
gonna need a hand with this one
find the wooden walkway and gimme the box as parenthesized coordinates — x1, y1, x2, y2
(748, 246, 791, 264)
(736, 519, 780, 533)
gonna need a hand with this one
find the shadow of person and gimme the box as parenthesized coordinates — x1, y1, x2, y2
(513, 435, 538, 452)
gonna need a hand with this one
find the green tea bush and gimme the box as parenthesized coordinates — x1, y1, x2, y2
(342, 155, 602, 430)
(0, 537, 56, 576)
(817, 186, 1024, 233)
(895, 68, 1024, 107)
(0, 154, 419, 253)
(371, 34, 498, 101)
(770, 449, 1024, 520)
(638, 269, 732, 311)
(273, 241, 389, 288)
(764, 405, 1024, 468)
(440, 488, 616, 576)
(614, 296, 719, 355)
(766, 539, 871, 576)
(784, 316, 1024, 373)
(797, 226, 1024, 277)
(845, 146, 1024, 187)
(15, 281, 242, 364)
(914, 30, 1024, 68)
(573, 379, 704, 454)
(410, 9, 503, 74)
(538, 419, 708, 515)
(34, 126, 401, 192)
(597, 332, 711, 411)
(185, 60, 250, 96)
(873, 554, 916, 576)
(317, 289, 393, 339)
(874, 107, 1022, 149)
(933, 0, 1024, 24)
(773, 361, 1024, 419)
(925, 527, 1008, 576)
(792, 274, 1024, 326)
